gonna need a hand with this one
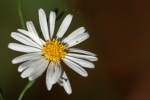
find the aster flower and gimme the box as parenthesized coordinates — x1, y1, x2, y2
(8, 8, 98, 94)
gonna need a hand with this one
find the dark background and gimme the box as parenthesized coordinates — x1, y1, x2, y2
(0, 0, 150, 100)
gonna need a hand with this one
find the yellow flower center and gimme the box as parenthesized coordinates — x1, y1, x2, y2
(42, 39, 66, 62)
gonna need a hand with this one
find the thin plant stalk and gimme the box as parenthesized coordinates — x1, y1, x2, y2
(18, 81, 35, 100)
(18, 0, 25, 28)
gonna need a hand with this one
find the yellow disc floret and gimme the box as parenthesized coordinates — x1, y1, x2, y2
(42, 39, 66, 62)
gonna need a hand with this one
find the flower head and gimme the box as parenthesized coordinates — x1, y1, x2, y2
(42, 39, 66, 62)
(8, 8, 98, 94)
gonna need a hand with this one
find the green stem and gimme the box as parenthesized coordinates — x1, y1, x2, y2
(18, 0, 25, 28)
(18, 81, 35, 100)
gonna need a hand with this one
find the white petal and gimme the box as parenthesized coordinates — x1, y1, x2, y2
(69, 48, 96, 56)
(46, 62, 62, 90)
(26, 21, 43, 45)
(66, 32, 89, 48)
(58, 72, 72, 95)
(18, 28, 43, 46)
(21, 58, 47, 78)
(52, 63, 62, 84)
(49, 11, 56, 38)
(56, 14, 73, 38)
(12, 53, 41, 64)
(8, 43, 41, 53)
(38, 8, 50, 40)
(62, 27, 85, 43)
(47, 83, 53, 91)
(28, 59, 49, 80)
(40, 38, 46, 44)
(20, 59, 42, 78)
(65, 56, 95, 68)
(63, 58, 88, 77)
(17, 29, 34, 39)
(18, 60, 37, 72)
(11, 32, 41, 48)
(66, 53, 98, 61)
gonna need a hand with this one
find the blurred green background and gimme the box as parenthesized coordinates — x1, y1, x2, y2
(1, 0, 150, 100)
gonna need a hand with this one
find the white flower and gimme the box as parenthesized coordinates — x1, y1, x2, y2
(8, 8, 98, 94)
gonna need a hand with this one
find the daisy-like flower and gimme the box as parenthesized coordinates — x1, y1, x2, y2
(8, 8, 98, 94)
